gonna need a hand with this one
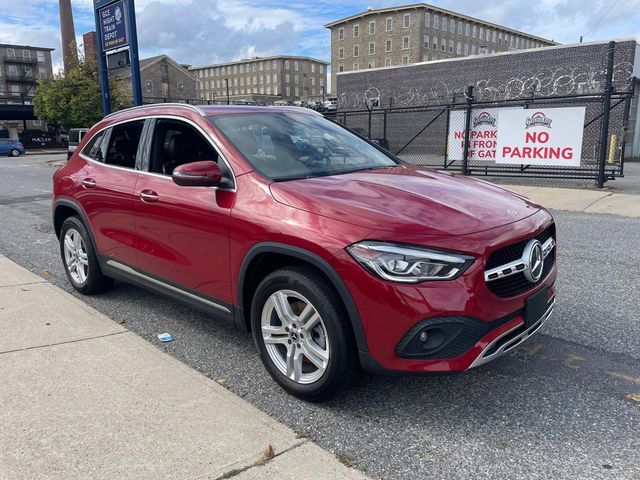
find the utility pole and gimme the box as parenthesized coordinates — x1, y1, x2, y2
(225, 78, 230, 105)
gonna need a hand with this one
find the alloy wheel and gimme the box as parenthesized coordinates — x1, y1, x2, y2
(261, 289, 330, 384)
(63, 228, 89, 284)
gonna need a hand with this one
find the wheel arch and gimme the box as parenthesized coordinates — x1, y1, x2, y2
(53, 198, 97, 249)
(237, 242, 369, 354)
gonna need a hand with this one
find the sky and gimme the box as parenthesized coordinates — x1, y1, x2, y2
(1, 0, 639, 75)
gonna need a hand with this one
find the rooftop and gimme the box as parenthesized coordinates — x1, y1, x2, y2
(324, 3, 557, 44)
(0, 43, 55, 51)
(190, 55, 330, 71)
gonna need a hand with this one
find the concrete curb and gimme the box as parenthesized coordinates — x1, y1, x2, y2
(501, 184, 640, 217)
(0, 255, 370, 480)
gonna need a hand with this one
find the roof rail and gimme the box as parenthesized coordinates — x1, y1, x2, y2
(103, 103, 206, 120)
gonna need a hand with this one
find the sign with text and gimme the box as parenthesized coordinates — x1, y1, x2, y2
(99, 0, 128, 52)
(447, 107, 521, 161)
(495, 107, 586, 166)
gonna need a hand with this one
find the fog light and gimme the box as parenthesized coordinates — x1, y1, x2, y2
(419, 331, 429, 343)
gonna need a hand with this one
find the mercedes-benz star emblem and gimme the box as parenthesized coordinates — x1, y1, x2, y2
(523, 239, 544, 283)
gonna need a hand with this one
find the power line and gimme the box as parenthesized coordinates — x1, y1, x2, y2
(583, 0, 620, 38)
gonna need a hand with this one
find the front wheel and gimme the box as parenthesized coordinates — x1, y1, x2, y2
(59, 216, 113, 294)
(251, 266, 357, 401)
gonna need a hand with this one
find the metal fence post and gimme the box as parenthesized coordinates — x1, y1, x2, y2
(462, 86, 474, 176)
(597, 41, 615, 188)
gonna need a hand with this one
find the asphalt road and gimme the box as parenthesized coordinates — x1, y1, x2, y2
(1, 153, 639, 480)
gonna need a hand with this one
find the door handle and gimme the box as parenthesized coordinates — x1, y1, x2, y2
(139, 189, 159, 203)
(81, 178, 96, 189)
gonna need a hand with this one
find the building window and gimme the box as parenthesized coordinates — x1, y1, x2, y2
(37, 51, 45, 62)
(424, 35, 429, 48)
(433, 36, 438, 50)
(369, 42, 375, 55)
(492, 30, 497, 43)
(294, 61, 299, 71)
(486, 28, 491, 41)
(465, 23, 470, 36)
(456, 42, 462, 54)
(22, 50, 31, 60)
(471, 44, 477, 55)
(442, 17, 447, 31)
(450, 18, 455, 33)
(385, 39, 392, 52)
(472, 25, 477, 38)
(367, 61, 375, 69)
(353, 24, 359, 37)
(479, 26, 484, 40)
(285, 60, 290, 69)
(6, 48, 15, 59)
(402, 55, 409, 65)
(294, 74, 298, 84)
(402, 36, 410, 50)
(353, 63, 359, 71)
(286, 86, 290, 96)
(385, 58, 391, 66)
(458, 21, 463, 35)
(386, 17, 392, 32)
(353, 45, 359, 57)
(285, 73, 290, 82)
(338, 27, 344, 40)
(338, 65, 344, 72)
(338, 48, 344, 59)
(441, 38, 446, 51)
(433, 14, 439, 29)
(145, 81, 153, 93)
(403, 13, 410, 28)
(369, 21, 375, 35)
(464, 43, 469, 55)
(449, 39, 454, 53)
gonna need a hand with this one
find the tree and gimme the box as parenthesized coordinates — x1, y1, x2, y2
(34, 61, 128, 131)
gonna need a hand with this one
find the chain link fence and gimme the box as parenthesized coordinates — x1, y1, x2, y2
(327, 42, 635, 188)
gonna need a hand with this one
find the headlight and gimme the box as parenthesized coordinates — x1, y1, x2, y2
(347, 241, 474, 283)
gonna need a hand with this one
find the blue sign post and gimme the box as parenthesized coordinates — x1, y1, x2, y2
(94, 0, 143, 115)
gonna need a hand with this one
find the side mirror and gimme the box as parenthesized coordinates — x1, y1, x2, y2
(172, 161, 223, 187)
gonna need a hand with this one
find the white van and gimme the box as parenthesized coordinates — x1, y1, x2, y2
(67, 128, 89, 159)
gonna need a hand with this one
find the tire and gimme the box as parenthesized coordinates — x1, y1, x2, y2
(251, 265, 357, 401)
(10, 149, 20, 157)
(59, 216, 114, 294)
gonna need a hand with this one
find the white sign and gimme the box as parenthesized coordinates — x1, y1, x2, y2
(495, 107, 586, 166)
(447, 107, 521, 161)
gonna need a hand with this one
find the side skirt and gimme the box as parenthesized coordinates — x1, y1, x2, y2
(100, 257, 235, 326)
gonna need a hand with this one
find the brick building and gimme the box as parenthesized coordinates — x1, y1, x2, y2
(189, 55, 328, 104)
(325, 3, 557, 91)
(82, 31, 98, 64)
(0, 43, 54, 137)
(111, 54, 197, 104)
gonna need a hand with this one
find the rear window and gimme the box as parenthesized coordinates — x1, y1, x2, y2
(69, 130, 80, 144)
(81, 130, 107, 162)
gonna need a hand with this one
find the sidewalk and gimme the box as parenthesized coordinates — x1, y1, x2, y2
(501, 184, 640, 217)
(0, 255, 369, 480)
(25, 148, 66, 156)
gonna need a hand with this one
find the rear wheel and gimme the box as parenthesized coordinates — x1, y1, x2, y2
(251, 266, 357, 401)
(59, 216, 113, 294)
(10, 149, 20, 157)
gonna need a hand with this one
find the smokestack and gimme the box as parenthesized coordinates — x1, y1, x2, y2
(59, 0, 78, 72)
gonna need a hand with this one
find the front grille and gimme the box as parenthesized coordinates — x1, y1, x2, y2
(485, 224, 555, 298)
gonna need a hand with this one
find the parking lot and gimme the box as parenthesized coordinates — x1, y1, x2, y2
(1, 153, 639, 479)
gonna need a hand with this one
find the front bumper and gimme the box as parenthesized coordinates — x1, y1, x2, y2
(330, 209, 557, 374)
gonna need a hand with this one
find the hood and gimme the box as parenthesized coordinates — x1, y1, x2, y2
(269, 166, 541, 236)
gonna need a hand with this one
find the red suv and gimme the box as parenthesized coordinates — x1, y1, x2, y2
(53, 104, 556, 400)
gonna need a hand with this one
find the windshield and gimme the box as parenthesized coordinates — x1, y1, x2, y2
(209, 112, 398, 181)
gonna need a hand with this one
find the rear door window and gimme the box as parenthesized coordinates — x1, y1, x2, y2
(103, 121, 145, 169)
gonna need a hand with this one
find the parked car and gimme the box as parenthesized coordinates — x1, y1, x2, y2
(67, 128, 89, 160)
(323, 100, 337, 111)
(53, 104, 556, 401)
(351, 127, 390, 150)
(0, 138, 25, 157)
